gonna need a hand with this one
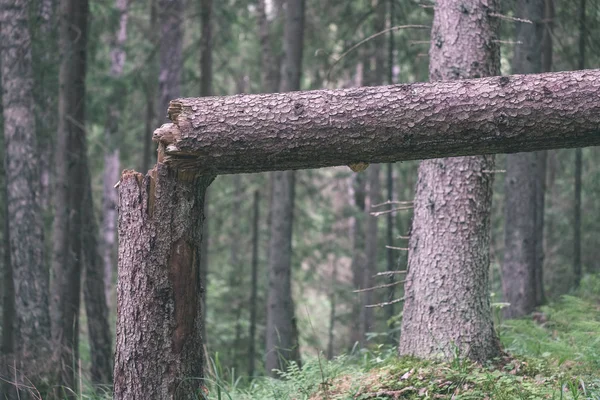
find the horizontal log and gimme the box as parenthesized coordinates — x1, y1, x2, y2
(153, 69, 600, 174)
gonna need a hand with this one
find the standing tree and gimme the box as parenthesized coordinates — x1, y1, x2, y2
(1, 1, 53, 395)
(502, 0, 546, 318)
(265, 0, 305, 377)
(51, 0, 89, 393)
(398, 0, 502, 362)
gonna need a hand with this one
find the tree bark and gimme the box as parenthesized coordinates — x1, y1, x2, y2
(113, 166, 214, 400)
(399, 0, 502, 363)
(156, 69, 600, 174)
(1, 1, 53, 396)
(102, 0, 129, 312)
(51, 0, 89, 394)
(265, 0, 305, 377)
(502, 0, 545, 318)
(248, 190, 260, 377)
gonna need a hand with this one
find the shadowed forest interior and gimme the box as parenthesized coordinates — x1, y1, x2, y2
(1, 0, 600, 398)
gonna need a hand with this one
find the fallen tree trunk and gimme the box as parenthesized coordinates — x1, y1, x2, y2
(155, 69, 600, 174)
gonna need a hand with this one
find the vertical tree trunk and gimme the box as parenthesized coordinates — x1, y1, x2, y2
(82, 162, 113, 386)
(113, 167, 214, 400)
(257, 0, 280, 93)
(229, 175, 244, 371)
(1, 140, 16, 400)
(326, 258, 338, 360)
(1, 1, 53, 397)
(265, 0, 305, 377)
(157, 0, 183, 124)
(142, 0, 158, 172)
(102, 0, 129, 311)
(399, 0, 502, 363)
(350, 172, 366, 347)
(51, 1, 89, 394)
(360, 164, 381, 346)
(199, 0, 213, 363)
(502, 0, 545, 318)
(248, 190, 260, 377)
(573, 0, 585, 287)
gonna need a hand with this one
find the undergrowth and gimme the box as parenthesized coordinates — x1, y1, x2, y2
(201, 275, 600, 399)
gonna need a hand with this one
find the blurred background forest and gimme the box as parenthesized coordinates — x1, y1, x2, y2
(1, 0, 600, 398)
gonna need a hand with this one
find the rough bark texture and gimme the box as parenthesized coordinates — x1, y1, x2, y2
(82, 163, 113, 386)
(157, 0, 183, 124)
(2, 176, 16, 400)
(102, 0, 129, 311)
(113, 166, 213, 400)
(265, 0, 305, 377)
(248, 190, 260, 377)
(0, 1, 53, 396)
(502, 0, 545, 318)
(399, 0, 502, 362)
(51, 0, 89, 393)
(155, 69, 600, 174)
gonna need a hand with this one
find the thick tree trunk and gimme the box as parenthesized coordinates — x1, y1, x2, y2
(113, 166, 213, 400)
(82, 162, 113, 386)
(502, 0, 545, 319)
(157, 0, 183, 124)
(156, 69, 600, 174)
(248, 190, 260, 377)
(102, 0, 129, 311)
(1, 1, 53, 396)
(265, 0, 305, 377)
(398, 0, 502, 363)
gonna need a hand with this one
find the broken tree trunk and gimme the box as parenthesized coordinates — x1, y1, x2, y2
(113, 164, 214, 400)
(156, 69, 600, 173)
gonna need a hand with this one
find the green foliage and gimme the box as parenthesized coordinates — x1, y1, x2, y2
(197, 290, 600, 399)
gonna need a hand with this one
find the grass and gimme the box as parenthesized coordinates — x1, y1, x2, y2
(201, 276, 600, 399)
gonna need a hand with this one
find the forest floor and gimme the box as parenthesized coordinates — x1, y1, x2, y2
(214, 275, 600, 400)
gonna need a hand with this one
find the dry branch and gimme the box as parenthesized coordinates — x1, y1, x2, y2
(154, 69, 600, 174)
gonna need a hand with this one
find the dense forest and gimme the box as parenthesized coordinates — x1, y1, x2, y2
(1, 0, 600, 399)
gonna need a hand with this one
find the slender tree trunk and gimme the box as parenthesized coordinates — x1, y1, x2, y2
(248, 190, 260, 377)
(326, 258, 337, 360)
(229, 175, 244, 371)
(142, 0, 158, 172)
(502, 0, 545, 318)
(574, 0, 585, 288)
(399, 0, 502, 362)
(360, 164, 381, 346)
(265, 0, 305, 377)
(1, 146, 16, 400)
(350, 172, 366, 348)
(1, 1, 53, 397)
(157, 0, 183, 124)
(82, 163, 113, 386)
(113, 167, 214, 400)
(257, 0, 280, 93)
(102, 0, 129, 312)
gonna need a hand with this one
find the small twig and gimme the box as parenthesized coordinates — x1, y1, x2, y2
(386, 245, 409, 251)
(482, 169, 506, 174)
(396, 235, 410, 240)
(492, 40, 523, 45)
(371, 206, 413, 217)
(365, 297, 405, 308)
(489, 13, 533, 24)
(372, 200, 413, 208)
(374, 270, 407, 277)
(354, 280, 406, 293)
(409, 40, 430, 46)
